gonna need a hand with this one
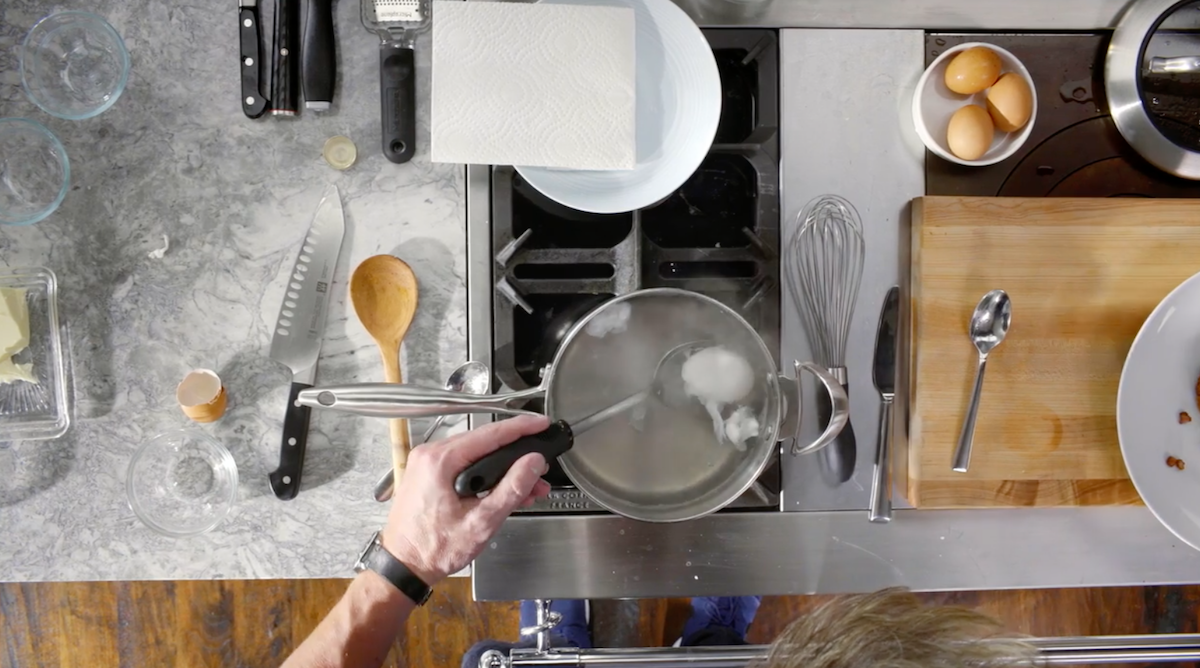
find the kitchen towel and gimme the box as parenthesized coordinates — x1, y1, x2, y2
(431, 1, 636, 170)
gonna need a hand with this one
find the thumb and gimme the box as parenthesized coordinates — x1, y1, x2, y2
(474, 452, 547, 524)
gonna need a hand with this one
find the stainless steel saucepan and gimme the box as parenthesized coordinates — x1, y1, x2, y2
(297, 288, 848, 522)
(1108, 0, 1200, 179)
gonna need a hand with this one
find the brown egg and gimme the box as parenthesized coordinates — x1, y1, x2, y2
(986, 72, 1033, 132)
(944, 47, 1002, 95)
(946, 104, 994, 161)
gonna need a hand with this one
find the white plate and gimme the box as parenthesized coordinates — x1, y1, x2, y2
(1117, 270, 1200, 551)
(517, 0, 721, 214)
(911, 42, 1038, 167)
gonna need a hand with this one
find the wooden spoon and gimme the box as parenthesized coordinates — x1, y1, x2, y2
(350, 255, 419, 485)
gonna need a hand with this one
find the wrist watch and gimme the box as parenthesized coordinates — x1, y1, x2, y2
(354, 530, 433, 606)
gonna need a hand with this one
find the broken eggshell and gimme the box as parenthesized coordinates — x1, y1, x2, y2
(176, 369, 228, 423)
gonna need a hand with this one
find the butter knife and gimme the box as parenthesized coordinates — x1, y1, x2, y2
(868, 286, 899, 523)
(268, 186, 346, 499)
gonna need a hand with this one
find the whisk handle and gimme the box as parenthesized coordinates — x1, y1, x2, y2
(817, 377, 857, 484)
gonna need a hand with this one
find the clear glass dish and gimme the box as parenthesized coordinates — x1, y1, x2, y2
(0, 267, 69, 440)
(0, 119, 69, 226)
(126, 429, 238, 537)
(20, 11, 130, 120)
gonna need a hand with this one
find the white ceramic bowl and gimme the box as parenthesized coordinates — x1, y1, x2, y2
(1117, 270, 1200, 551)
(912, 42, 1037, 167)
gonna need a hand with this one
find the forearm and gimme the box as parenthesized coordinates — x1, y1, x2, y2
(283, 571, 416, 668)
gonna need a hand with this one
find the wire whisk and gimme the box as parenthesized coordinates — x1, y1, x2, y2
(785, 194, 865, 484)
(786, 195, 865, 368)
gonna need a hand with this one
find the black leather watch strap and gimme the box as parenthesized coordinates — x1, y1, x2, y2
(354, 531, 432, 606)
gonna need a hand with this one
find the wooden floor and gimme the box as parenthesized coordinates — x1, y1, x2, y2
(3, 579, 1200, 667)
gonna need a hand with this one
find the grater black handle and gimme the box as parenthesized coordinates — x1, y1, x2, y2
(379, 42, 416, 164)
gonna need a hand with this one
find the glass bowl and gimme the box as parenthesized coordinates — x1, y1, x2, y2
(0, 267, 69, 440)
(0, 119, 69, 226)
(127, 429, 238, 537)
(20, 12, 130, 120)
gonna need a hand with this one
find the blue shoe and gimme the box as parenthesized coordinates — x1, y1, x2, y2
(681, 596, 761, 642)
(519, 599, 592, 649)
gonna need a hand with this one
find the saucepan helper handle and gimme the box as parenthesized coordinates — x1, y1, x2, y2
(294, 383, 545, 419)
(454, 421, 575, 497)
(789, 361, 850, 456)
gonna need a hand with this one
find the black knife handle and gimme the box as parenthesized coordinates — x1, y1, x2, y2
(817, 381, 857, 485)
(270, 0, 301, 116)
(454, 421, 574, 497)
(379, 43, 416, 164)
(269, 381, 313, 500)
(239, 5, 269, 118)
(302, 0, 336, 110)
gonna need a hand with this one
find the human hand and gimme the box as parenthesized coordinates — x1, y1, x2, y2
(380, 415, 552, 586)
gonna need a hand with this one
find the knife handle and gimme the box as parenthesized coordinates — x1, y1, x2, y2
(817, 380, 857, 485)
(269, 381, 313, 500)
(868, 397, 894, 523)
(379, 43, 416, 163)
(302, 0, 336, 110)
(270, 0, 301, 116)
(239, 5, 269, 118)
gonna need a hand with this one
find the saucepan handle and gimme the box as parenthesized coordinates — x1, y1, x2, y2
(294, 383, 545, 419)
(788, 361, 850, 456)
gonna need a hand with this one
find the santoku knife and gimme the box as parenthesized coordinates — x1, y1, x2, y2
(868, 286, 900, 523)
(268, 185, 346, 499)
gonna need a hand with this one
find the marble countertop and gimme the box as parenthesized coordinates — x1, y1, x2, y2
(0, 0, 465, 581)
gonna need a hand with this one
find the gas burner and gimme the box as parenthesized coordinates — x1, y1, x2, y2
(489, 29, 782, 514)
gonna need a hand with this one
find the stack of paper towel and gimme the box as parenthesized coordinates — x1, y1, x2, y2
(430, 1, 636, 170)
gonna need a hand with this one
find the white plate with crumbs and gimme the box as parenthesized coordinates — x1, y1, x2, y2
(1117, 270, 1200, 551)
(0, 267, 69, 440)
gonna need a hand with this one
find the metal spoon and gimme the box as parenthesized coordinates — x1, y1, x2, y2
(951, 290, 1012, 473)
(373, 361, 491, 502)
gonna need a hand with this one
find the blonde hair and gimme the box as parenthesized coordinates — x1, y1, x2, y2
(756, 588, 1040, 668)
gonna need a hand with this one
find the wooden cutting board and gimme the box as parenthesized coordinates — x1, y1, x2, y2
(908, 196, 1200, 508)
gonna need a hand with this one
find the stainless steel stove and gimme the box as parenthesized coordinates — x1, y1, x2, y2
(466, 29, 783, 514)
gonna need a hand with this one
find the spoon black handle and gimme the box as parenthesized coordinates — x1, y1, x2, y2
(817, 380, 857, 485)
(454, 421, 574, 497)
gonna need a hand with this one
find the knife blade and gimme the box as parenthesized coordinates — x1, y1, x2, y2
(268, 186, 346, 499)
(868, 286, 900, 523)
(239, 0, 269, 118)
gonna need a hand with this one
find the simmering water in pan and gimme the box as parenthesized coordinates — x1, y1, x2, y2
(545, 289, 781, 521)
